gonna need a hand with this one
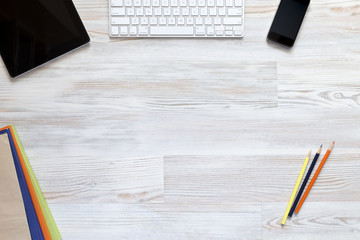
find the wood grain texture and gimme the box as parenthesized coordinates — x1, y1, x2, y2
(0, 0, 360, 239)
(164, 154, 360, 203)
(262, 202, 360, 240)
(278, 61, 360, 108)
(50, 203, 262, 240)
(34, 156, 164, 204)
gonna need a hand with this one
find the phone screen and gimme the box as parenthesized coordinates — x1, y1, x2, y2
(268, 0, 310, 47)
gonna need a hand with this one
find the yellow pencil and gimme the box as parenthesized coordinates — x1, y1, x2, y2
(281, 150, 311, 225)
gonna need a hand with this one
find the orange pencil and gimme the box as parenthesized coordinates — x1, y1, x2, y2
(295, 141, 335, 214)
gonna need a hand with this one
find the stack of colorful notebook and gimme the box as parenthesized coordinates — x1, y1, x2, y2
(0, 125, 61, 240)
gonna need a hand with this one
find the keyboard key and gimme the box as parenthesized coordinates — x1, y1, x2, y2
(139, 26, 149, 35)
(208, 0, 215, 6)
(191, 8, 199, 16)
(120, 26, 128, 35)
(134, 0, 141, 6)
(169, 17, 176, 25)
(164, 8, 171, 15)
(179, 0, 187, 6)
(141, 17, 149, 24)
(150, 17, 158, 25)
(173, 8, 180, 15)
(112, 17, 130, 25)
(200, 8, 207, 16)
(234, 0, 242, 6)
(186, 17, 194, 25)
(111, 0, 123, 6)
(189, 0, 196, 7)
(207, 26, 215, 35)
(111, 26, 119, 35)
(177, 17, 185, 25)
(215, 26, 224, 31)
(214, 18, 222, 25)
(216, 30, 223, 35)
(111, 8, 126, 16)
(234, 30, 242, 36)
(226, 0, 233, 7)
(182, 8, 190, 15)
(223, 17, 242, 25)
(218, 8, 226, 16)
(136, 8, 144, 16)
(228, 8, 242, 16)
(209, 8, 217, 16)
(145, 8, 153, 16)
(129, 26, 137, 35)
(151, 26, 194, 35)
(153, 0, 160, 6)
(171, 0, 178, 7)
(205, 17, 212, 25)
(159, 17, 167, 25)
(217, 0, 224, 7)
(154, 8, 162, 15)
(127, 8, 135, 16)
(195, 26, 206, 35)
(131, 17, 140, 24)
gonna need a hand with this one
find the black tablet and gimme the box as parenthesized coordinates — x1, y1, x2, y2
(0, 0, 90, 78)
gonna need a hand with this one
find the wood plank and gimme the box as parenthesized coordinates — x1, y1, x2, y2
(49, 203, 261, 240)
(262, 202, 360, 240)
(0, 61, 278, 111)
(0, 109, 359, 158)
(278, 61, 360, 108)
(164, 154, 360, 203)
(33, 156, 164, 203)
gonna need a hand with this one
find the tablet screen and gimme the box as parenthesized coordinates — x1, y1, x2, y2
(0, 0, 90, 77)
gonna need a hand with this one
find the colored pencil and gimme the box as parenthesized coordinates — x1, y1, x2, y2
(288, 145, 322, 217)
(295, 142, 335, 214)
(281, 150, 311, 225)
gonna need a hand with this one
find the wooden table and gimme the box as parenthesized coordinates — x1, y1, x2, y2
(1, 0, 360, 239)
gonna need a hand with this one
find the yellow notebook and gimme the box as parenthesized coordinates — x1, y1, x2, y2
(11, 125, 62, 240)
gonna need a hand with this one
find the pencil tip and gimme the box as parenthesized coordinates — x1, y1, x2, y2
(317, 145, 322, 153)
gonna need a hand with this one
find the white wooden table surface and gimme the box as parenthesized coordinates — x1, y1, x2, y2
(1, 0, 360, 239)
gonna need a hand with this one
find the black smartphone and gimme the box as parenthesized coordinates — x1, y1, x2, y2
(267, 0, 310, 48)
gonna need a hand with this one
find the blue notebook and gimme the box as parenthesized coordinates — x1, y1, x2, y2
(0, 129, 44, 240)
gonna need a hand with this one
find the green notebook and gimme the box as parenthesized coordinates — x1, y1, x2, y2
(11, 125, 62, 240)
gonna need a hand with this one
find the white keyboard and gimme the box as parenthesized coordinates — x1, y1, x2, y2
(109, 0, 244, 38)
